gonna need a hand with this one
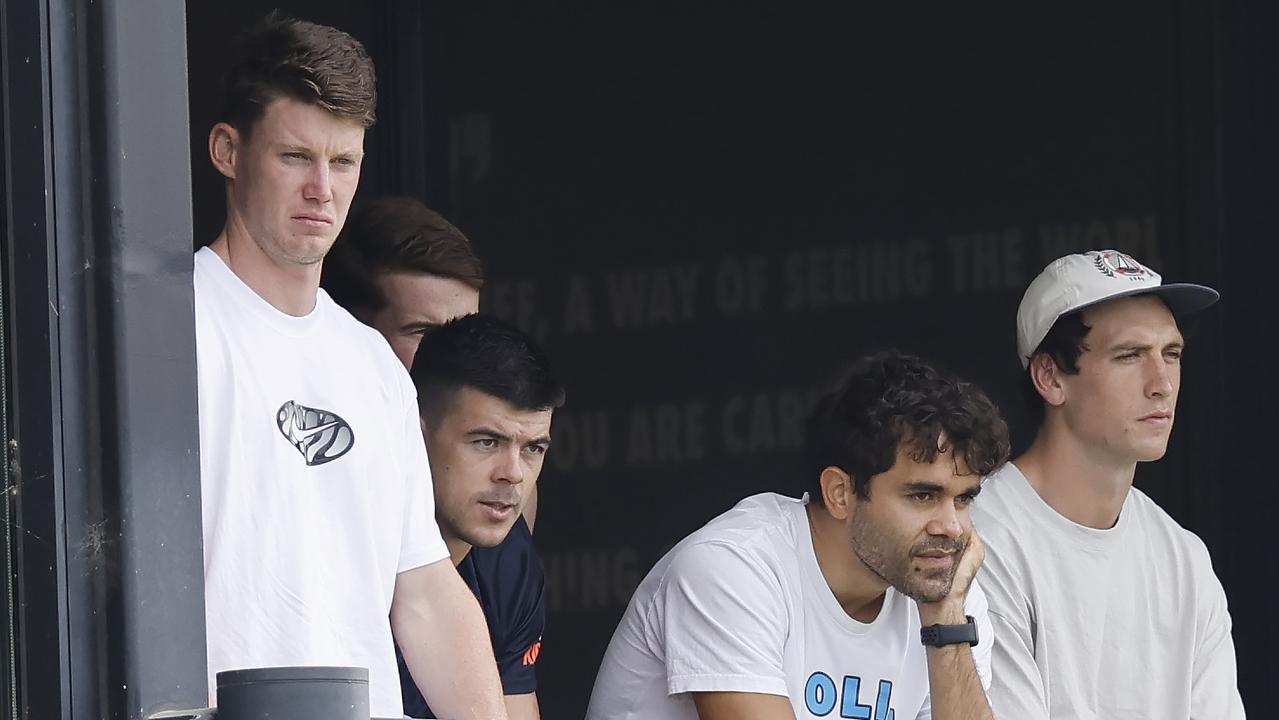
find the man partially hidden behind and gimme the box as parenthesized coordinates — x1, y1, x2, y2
(195, 14, 505, 719)
(398, 313, 563, 719)
(323, 196, 483, 368)
(587, 351, 1010, 720)
(323, 198, 546, 533)
(324, 203, 553, 719)
(973, 249, 1245, 718)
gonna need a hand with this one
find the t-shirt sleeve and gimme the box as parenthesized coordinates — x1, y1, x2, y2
(657, 540, 789, 698)
(967, 579, 994, 692)
(976, 552, 1050, 720)
(489, 520, 546, 696)
(1190, 545, 1245, 720)
(393, 370, 449, 573)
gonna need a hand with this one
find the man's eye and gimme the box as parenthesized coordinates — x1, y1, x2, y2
(525, 445, 547, 456)
(911, 493, 934, 503)
(472, 438, 498, 450)
(955, 494, 976, 508)
(283, 152, 307, 160)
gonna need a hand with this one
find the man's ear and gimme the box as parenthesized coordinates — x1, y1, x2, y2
(819, 466, 856, 521)
(209, 122, 240, 180)
(1029, 353, 1067, 408)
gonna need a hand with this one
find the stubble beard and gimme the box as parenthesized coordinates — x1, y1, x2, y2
(456, 518, 515, 550)
(849, 513, 963, 604)
(442, 502, 518, 551)
(256, 232, 330, 267)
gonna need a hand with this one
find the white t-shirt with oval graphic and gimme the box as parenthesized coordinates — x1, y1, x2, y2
(587, 492, 992, 720)
(195, 247, 449, 719)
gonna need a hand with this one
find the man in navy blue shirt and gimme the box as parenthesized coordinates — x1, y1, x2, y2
(322, 200, 558, 718)
(322, 196, 545, 532)
(400, 313, 563, 719)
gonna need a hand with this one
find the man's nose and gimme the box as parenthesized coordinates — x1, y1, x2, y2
(926, 501, 964, 539)
(303, 162, 333, 203)
(1144, 355, 1174, 398)
(494, 448, 525, 485)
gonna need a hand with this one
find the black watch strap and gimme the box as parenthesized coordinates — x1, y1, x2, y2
(919, 615, 978, 647)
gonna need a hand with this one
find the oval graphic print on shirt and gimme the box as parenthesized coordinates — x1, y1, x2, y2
(276, 400, 355, 466)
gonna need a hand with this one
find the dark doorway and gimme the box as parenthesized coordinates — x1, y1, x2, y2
(185, 3, 1273, 718)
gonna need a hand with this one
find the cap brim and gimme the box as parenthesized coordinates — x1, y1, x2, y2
(1072, 282, 1219, 318)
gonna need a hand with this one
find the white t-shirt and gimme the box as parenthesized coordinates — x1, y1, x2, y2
(194, 247, 449, 719)
(972, 463, 1245, 720)
(586, 492, 992, 720)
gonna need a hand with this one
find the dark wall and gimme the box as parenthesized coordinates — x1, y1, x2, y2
(1213, 0, 1277, 709)
(187, 2, 1274, 718)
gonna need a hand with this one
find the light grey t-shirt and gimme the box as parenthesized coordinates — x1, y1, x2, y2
(973, 463, 1244, 719)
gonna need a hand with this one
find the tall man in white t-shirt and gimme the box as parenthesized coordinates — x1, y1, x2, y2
(587, 350, 1011, 720)
(972, 249, 1245, 718)
(194, 13, 507, 719)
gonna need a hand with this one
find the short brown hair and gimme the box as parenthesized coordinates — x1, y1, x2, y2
(221, 11, 377, 137)
(322, 196, 485, 315)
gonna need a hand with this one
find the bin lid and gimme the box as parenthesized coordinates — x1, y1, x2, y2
(216, 666, 368, 688)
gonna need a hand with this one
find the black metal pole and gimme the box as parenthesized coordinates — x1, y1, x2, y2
(2, 0, 75, 716)
(2, 0, 206, 718)
(68, 0, 207, 717)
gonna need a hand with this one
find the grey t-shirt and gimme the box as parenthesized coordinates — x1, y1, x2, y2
(973, 463, 1244, 719)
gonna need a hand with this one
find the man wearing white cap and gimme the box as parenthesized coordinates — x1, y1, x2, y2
(972, 249, 1245, 718)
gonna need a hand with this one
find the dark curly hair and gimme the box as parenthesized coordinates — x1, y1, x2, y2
(805, 350, 1010, 504)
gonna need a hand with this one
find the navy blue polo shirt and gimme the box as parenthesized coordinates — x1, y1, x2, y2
(397, 516, 545, 718)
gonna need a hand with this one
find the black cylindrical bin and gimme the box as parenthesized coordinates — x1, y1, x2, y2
(215, 666, 370, 720)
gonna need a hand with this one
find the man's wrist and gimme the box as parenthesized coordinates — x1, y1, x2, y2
(917, 598, 967, 626)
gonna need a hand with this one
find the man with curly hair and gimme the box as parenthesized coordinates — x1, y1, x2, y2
(587, 351, 1010, 720)
(973, 250, 1245, 718)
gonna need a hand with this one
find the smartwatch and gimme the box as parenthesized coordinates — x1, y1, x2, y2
(920, 615, 979, 647)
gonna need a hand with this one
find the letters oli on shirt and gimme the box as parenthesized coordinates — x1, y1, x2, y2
(276, 400, 356, 466)
(804, 673, 895, 720)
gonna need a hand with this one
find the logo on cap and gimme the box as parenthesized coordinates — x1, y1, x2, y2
(277, 400, 355, 466)
(1089, 250, 1153, 281)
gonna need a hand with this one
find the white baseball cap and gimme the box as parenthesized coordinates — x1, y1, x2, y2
(1016, 249, 1219, 368)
